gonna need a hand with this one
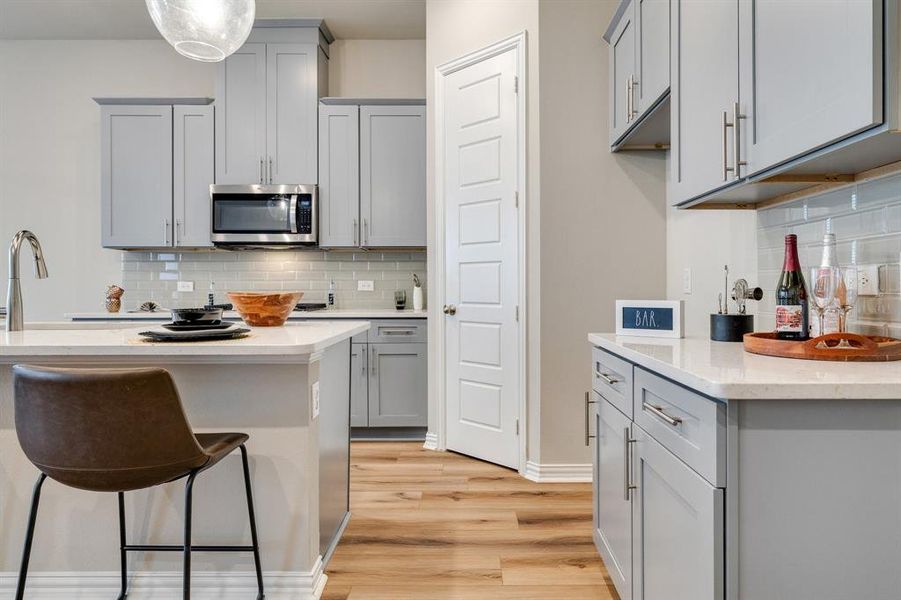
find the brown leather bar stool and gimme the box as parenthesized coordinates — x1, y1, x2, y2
(12, 365, 264, 600)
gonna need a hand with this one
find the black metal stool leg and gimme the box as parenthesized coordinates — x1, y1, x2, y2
(16, 473, 47, 600)
(240, 445, 265, 599)
(183, 471, 197, 600)
(118, 492, 127, 599)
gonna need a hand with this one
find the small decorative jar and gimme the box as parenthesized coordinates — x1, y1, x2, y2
(105, 285, 125, 313)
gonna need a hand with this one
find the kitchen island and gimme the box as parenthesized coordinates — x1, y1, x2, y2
(0, 320, 368, 599)
(588, 333, 901, 600)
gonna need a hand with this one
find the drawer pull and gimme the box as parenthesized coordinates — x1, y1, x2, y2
(643, 402, 682, 427)
(584, 391, 597, 446)
(380, 328, 416, 336)
(594, 370, 620, 385)
(624, 427, 637, 501)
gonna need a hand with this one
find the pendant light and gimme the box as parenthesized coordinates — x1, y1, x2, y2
(146, 0, 256, 63)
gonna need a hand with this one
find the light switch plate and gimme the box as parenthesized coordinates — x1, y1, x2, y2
(311, 381, 320, 419)
(682, 268, 692, 294)
(176, 281, 194, 292)
(357, 280, 375, 291)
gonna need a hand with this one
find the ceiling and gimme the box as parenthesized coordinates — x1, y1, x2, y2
(0, 0, 426, 40)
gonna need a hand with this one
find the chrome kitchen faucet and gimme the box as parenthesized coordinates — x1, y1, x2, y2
(6, 230, 48, 332)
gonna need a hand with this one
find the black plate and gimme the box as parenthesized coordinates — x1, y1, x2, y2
(139, 328, 250, 343)
(162, 322, 233, 332)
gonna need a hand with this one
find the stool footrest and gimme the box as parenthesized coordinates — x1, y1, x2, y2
(123, 544, 256, 553)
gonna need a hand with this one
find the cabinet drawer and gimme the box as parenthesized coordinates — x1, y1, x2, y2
(592, 347, 633, 418)
(369, 319, 426, 343)
(633, 367, 725, 486)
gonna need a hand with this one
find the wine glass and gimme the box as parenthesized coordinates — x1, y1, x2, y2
(809, 266, 841, 339)
(838, 266, 859, 335)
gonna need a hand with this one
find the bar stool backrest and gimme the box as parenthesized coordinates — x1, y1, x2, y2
(12, 365, 208, 492)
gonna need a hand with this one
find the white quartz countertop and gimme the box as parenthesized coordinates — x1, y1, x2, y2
(589, 333, 901, 400)
(0, 321, 369, 362)
(67, 308, 428, 320)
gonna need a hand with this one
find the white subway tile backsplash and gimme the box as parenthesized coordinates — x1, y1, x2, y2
(119, 250, 427, 310)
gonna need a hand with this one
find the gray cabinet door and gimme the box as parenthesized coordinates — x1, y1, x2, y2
(668, 0, 739, 205)
(740, 0, 883, 177)
(215, 43, 266, 184)
(360, 105, 426, 248)
(173, 105, 214, 248)
(636, 0, 669, 114)
(101, 105, 173, 248)
(368, 342, 427, 426)
(350, 343, 368, 427)
(609, 1, 636, 145)
(632, 426, 724, 600)
(319, 104, 360, 248)
(267, 43, 319, 185)
(594, 395, 633, 600)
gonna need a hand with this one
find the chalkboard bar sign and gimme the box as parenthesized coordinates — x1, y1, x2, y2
(615, 300, 684, 338)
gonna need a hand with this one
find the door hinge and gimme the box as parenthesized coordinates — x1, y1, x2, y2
(515, 418, 520, 435)
(513, 76, 519, 94)
(515, 190, 519, 207)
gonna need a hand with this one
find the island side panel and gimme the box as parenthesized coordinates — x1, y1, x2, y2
(735, 398, 901, 600)
(0, 361, 321, 580)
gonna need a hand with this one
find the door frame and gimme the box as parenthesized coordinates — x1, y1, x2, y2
(433, 31, 529, 473)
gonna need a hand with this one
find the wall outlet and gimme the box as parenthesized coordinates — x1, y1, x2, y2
(682, 268, 692, 295)
(858, 265, 881, 296)
(311, 381, 320, 419)
(357, 280, 375, 291)
(176, 281, 194, 292)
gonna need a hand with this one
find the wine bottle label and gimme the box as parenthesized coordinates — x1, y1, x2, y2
(775, 305, 804, 332)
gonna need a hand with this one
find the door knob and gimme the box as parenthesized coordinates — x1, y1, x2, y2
(443, 304, 457, 316)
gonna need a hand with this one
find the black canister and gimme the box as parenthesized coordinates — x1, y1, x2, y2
(710, 313, 754, 342)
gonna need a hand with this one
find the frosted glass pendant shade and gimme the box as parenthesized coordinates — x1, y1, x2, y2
(146, 0, 255, 62)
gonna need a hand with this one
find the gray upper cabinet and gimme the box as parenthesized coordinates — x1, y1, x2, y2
(101, 105, 173, 248)
(266, 43, 319, 184)
(173, 105, 214, 248)
(216, 24, 329, 185)
(668, 0, 739, 206)
(319, 104, 360, 248)
(215, 43, 267, 184)
(360, 105, 427, 248)
(608, 1, 636, 145)
(739, 0, 883, 178)
(368, 342, 427, 427)
(635, 0, 670, 114)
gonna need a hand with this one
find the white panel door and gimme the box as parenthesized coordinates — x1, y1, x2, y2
(740, 0, 883, 176)
(632, 426, 724, 600)
(444, 48, 520, 469)
(215, 43, 266, 184)
(594, 396, 633, 600)
(267, 43, 319, 184)
(360, 105, 427, 247)
(100, 105, 172, 248)
(319, 104, 360, 248)
(173, 105, 214, 248)
(669, 0, 739, 205)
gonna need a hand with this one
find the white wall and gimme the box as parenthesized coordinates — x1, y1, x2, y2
(666, 204, 758, 336)
(0, 38, 426, 321)
(328, 39, 426, 98)
(0, 40, 215, 321)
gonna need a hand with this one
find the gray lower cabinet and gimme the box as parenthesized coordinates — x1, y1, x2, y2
(100, 101, 213, 249)
(351, 320, 427, 428)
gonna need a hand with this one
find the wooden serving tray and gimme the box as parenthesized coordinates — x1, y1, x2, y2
(743, 332, 901, 362)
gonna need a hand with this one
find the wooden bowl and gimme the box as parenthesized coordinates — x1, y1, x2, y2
(227, 291, 303, 327)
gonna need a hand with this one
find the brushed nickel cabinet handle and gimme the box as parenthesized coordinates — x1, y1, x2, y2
(352, 218, 358, 246)
(733, 101, 747, 179)
(625, 427, 637, 500)
(629, 75, 638, 119)
(626, 76, 632, 123)
(268, 156, 273, 184)
(722, 111, 735, 182)
(371, 348, 377, 376)
(361, 346, 367, 375)
(594, 370, 619, 385)
(584, 391, 597, 447)
(259, 158, 264, 184)
(362, 218, 368, 246)
(643, 401, 683, 427)
(164, 218, 170, 246)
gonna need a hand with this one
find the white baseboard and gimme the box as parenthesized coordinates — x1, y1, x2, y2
(0, 558, 327, 599)
(523, 461, 592, 483)
(423, 430, 439, 450)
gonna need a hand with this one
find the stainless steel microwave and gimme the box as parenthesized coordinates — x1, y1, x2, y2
(210, 184, 318, 247)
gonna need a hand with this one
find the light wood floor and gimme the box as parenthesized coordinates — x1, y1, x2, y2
(323, 442, 619, 600)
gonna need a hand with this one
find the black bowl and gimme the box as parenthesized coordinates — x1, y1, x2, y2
(170, 307, 223, 326)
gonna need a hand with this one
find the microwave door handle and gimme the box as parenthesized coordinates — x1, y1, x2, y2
(289, 195, 298, 233)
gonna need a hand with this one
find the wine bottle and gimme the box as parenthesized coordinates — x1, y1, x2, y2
(775, 234, 809, 340)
